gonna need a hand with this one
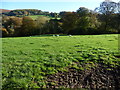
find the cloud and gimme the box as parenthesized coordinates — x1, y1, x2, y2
(2, 0, 119, 2)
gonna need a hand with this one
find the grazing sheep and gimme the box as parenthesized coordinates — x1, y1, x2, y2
(56, 35, 59, 37)
(69, 35, 72, 37)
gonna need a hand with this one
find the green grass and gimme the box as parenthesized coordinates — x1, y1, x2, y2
(29, 15, 49, 20)
(2, 34, 119, 88)
(29, 15, 60, 20)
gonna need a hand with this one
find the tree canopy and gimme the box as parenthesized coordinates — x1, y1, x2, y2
(1, 0, 119, 37)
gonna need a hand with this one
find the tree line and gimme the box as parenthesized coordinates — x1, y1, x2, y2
(2, 9, 59, 18)
(1, 0, 120, 37)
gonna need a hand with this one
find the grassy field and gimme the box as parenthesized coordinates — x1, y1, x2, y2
(2, 34, 119, 88)
(29, 15, 60, 20)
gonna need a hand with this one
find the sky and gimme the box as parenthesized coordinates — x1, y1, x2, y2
(1, 0, 119, 13)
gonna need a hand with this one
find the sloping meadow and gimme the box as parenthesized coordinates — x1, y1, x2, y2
(2, 34, 120, 88)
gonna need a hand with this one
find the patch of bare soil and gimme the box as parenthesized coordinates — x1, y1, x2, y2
(46, 64, 120, 89)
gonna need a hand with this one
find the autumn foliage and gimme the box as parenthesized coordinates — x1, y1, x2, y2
(1, 1, 119, 37)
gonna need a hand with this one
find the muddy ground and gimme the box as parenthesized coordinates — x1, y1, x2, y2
(46, 63, 120, 89)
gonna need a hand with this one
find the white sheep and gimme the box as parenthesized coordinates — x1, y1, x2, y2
(53, 35, 55, 37)
(69, 35, 72, 37)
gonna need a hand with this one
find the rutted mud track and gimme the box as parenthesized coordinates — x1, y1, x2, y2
(46, 64, 120, 89)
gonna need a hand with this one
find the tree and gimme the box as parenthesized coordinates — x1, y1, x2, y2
(76, 7, 90, 34)
(77, 7, 89, 17)
(21, 16, 36, 36)
(117, 1, 120, 33)
(35, 16, 50, 34)
(2, 16, 22, 36)
(44, 19, 62, 34)
(87, 11, 101, 34)
(61, 12, 78, 34)
(1, 28, 9, 37)
(95, 0, 118, 33)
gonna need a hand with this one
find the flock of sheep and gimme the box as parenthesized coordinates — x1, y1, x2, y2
(53, 35, 72, 37)
(29, 35, 72, 37)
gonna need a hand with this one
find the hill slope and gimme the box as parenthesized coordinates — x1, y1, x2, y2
(0, 9, 11, 13)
